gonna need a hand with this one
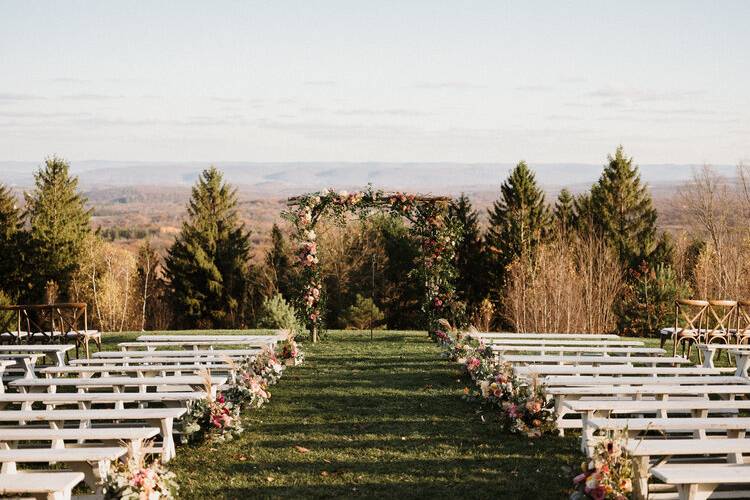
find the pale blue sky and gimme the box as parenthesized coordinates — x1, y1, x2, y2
(1, 0, 748, 164)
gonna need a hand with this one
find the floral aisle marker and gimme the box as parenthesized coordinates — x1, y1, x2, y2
(571, 432, 634, 500)
(181, 370, 244, 444)
(103, 444, 178, 500)
(285, 186, 461, 342)
(435, 320, 558, 438)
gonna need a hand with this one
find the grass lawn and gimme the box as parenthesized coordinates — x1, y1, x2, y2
(93, 330, 720, 498)
(99, 330, 580, 499)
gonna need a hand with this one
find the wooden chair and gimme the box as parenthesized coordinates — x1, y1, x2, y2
(703, 299, 737, 362)
(669, 299, 709, 360)
(737, 299, 750, 345)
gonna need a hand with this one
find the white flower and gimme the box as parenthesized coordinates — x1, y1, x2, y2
(306, 230, 317, 241)
(338, 190, 348, 197)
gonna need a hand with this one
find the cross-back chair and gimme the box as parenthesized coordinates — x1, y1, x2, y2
(670, 299, 709, 360)
(737, 300, 750, 345)
(704, 299, 737, 362)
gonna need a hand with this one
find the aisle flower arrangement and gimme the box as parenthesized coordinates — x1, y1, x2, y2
(571, 433, 633, 500)
(432, 321, 557, 438)
(181, 373, 244, 444)
(103, 447, 178, 500)
(278, 331, 305, 366)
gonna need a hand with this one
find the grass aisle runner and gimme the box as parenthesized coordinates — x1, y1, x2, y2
(171, 331, 578, 498)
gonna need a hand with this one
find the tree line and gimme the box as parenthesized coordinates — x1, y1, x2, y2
(1, 151, 748, 335)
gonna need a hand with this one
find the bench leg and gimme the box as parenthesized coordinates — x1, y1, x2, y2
(677, 483, 717, 500)
(633, 456, 649, 500)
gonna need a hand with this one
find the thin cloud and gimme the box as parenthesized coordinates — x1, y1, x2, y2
(60, 93, 125, 101)
(334, 108, 432, 117)
(515, 85, 553, 92)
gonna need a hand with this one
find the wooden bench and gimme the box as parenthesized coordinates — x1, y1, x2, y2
(0, 391, 206, 411)
(0, 407, 186, 461)
(584, 417, 750, 456)
(491, 345, 665, 356)
(651, 463, 750, 500)
(0, 447, 127, 492)
(0, 426, 160, 456)
(549, 384, 750, 432)
(0, 353, 45, 380)
(41, 363, 237, 381)
(119, 339, 273, 351)
(469, 332, 621, 340)
(624, 438, 750, 498)
(0, 471, 85, 500)
(479, 338, 644, 347)
(515, 366, 730, 377)
(71, 355, 246, 366)
(698, 344, 750, 368)
(543, 375, 749, 387)
(136, 334, 283, 342)
(499, 354, 691, 366)
(10, 375, 227, 397)
(0, 346, 75, 367)
(93, 349, 261, 359)
(730, 349, 750, 378)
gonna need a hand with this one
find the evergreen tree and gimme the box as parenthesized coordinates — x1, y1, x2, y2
(0, 184, 22, 298)
(264, 223, 294, 299)
(448, 193, 488, 308)
(553, 188, 576, 236)
(590, 146, 661, 269)
(164, 167, 251, 328)
(23, 157, 92, 302)
(485, 161, 552, 294)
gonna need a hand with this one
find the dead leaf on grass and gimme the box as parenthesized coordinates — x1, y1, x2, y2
(295, 445, 310, 454)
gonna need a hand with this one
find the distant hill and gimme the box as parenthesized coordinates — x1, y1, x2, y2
(0, 160, 738, 196)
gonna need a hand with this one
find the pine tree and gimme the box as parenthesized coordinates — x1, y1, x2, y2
(264, 223, 294, 300)
(23, 157, 92, 302)
(164, 167, 251, 328)
(448, 193, 488, 308)
(0, 184, 23, 299)
(553, 188, 576, 236)
(590, 146, 660, 269)
(485, 161, 552, 294)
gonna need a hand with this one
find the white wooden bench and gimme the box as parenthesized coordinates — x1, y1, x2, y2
(491, 345, 665, 356)
(515, 366, 729, 377)
(93, 349, 260, 359)
(136, 334, 283, 342)
(624, 438, 750, 498)
(0, 360, 14, 392)
(0, 390, 206, 411)
(549, 384, 750, 432)
(10, 375, 227, 397)
(698, 344, 750, 368)
(480, 338, 644, 347)
(583, 417, 750, 456)
(0, 353, 45, 380)
(469, 332, 621, 340)
(119, 339, 273, 351)
(651, 463, 750, 500)
(0, 471, 85, 500)
(0, 407, 186, 461)
(0, 447, 127, 492)
(499, 354, 691, 366)
(543, 375, 749, 387)
(0, 426, 160, 456)
(41, 363, 237, 381)
(0, 346, 75, 367)
(730, 349, 750, 378)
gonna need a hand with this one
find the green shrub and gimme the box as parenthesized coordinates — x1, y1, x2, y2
(257, 293, 304, 333)
(341, 294, 385, 330)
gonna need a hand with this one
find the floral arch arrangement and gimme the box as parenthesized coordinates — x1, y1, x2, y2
(284, 186, 461, 342)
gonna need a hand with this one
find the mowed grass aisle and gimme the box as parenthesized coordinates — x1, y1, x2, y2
(169, 330, 579, 499)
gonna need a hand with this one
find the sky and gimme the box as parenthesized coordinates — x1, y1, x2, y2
(1, 0, 748, 165)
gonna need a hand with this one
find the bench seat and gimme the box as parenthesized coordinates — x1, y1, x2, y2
(651, 463, 750, 500)
(0, 471, 85, 500)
